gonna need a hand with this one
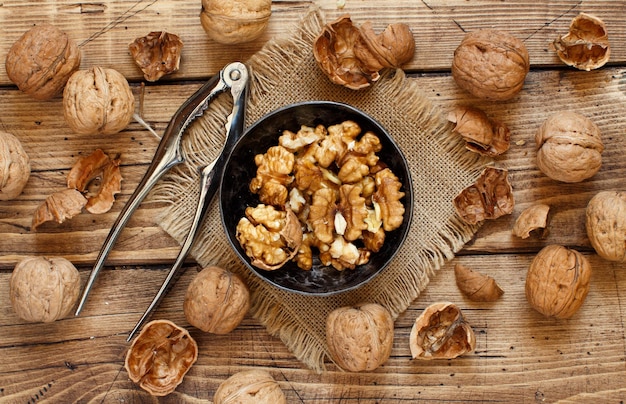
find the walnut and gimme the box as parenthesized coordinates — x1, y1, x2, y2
(236, 205, 303, 270)
(129, 31, 183, 82)
(525, 245, 591, 319)
(309, 188, 339, 244)
(326, 303, 394, 372)
(453, 167, 515, 225)
(0, 131, 30, 201)
(183, 266, 250, 334)
(200, 0, 271, 45)
(5, 24, 81, 100)
(67, 149, 122, 214)
(512, 203, 551, 239)
(9, 256, 81, 323)
(214, 369, 286, 404)
(32, 189, 87, 231)
(447, 106, 511, 156)
(452, 29, 529, 101)
(454, 264, 503, 302)
(409, 302, 475, 360)
(372, 168, 405, 231)
(278, 124, 326, 153)
(63, 67, 135, 135)
(250, 145, 295, 206)
(313, 15, 415, 90)
(328, 235, 370, 270)
(553, 13, 610, 71)
(585, 191, 626, 262)
(535, 111, 604, 183)
(125, 319, 198, 396)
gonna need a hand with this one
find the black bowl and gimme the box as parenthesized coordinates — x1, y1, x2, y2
(219, 101, 413, 295)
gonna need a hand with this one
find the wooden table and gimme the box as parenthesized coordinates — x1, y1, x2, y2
(2, 1, 626, 402)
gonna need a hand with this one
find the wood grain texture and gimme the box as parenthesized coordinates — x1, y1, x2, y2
(2, 0, 626, 402)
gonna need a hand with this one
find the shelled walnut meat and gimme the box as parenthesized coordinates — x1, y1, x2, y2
(200, 0, 272, 45)
(326, 303, 394, 372)
(535, 111, 603, 183)
(553, 12, 610, 71)
(314, 15, 415, 90)
(213, 369, 286, 404)
(0, 131, 31, 201)
(5, 24, 81, 100)
(129, 31, 183, 82)
(125, 319, 198, 396)
(63, 67, 135, 135)
(183, 266, 250, 334)
(525, 245, 591, 319)
(9, 256, 81, 323)
(409, 301, 476, 360)
(452, 29, 529, 101)
(585, 191, 626, 262)
(447, 105, 511, 156)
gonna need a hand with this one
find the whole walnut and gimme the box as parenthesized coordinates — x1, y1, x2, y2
(63, 67, 135, 135)
(5, 24, 81, 100)
(535, 111, 603, 183)
(525, 245, 591, 319)
(200, 0, 272, 45)
(183, 266, 250, 334)
(9, 256, 81, 322)
(213, 369, 286, 404)
(0, 131, 31, 201)
(452, 29, 529, 101)
(586, 191, 626, 262)
(326, 303, 394, 372)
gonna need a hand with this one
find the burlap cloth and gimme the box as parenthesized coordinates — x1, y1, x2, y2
(149, 7, 489, 372)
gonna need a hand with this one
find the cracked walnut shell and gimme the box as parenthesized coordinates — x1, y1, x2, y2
(63, 67, 135, 135)
(535, 111, 603, 183)
(447, 106, 511, 156)
(184, 266, 250, 334)
(129, 31, 183, 82)
(512, 203, 550, 239)
(409, 301, 475, 360)
(553, 13, 610, 71)
(125, 319, 198, 396)
(200, 0, 271, 45)
(5, 24, 81, 100)
(453, 167, 515, 225)
(0, 131, 30, 201)
(214, 369, 286, 404)
(586, 191, 626, 262)
(326, 303, 394, 372)
(525, 245, 591, 319)
(454, 264, 504, 302)
(67, 149, 122, 214)
(452, 29, 529, 101)
(10, 256, 81, 323)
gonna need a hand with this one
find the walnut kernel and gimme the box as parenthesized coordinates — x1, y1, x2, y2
(213, 369, 286, 404)
(553, 12, 610, 71)
(200, 0, 272, 45)
(32, 189, 87, 231)
(0, 131, 30, 201)
(585, 191, 626, 262)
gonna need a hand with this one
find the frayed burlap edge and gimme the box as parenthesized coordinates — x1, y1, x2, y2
(149, 6, 490, 372)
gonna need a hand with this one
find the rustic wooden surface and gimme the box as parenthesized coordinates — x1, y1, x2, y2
(2, 1, 626, 403)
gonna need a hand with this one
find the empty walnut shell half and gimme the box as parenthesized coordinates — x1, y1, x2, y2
(5, 24, 81, 100)
(525, 245, 591, 319)
(452, 29, 529, 101)
(553, 12, 610, 71)
(125, 319, 198, 396)
(453, 167, 515, 225)
(454, 264, 504, 302)
(129, 31, 183, 82)
(32, 189, 87, 231)
(447, 106, 511, 156)
(214, 369, 286, 404)
(410, 301, 476, 360)
(512, 203, 550, 239)
(586, 191, 626, 262)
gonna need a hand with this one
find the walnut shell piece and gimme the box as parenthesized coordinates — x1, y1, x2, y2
(63, 67, 135, 135)
(512, 203, 550, 239)
(409, 301, 475, 360)
(129, 31, 183, 82)
(213, 369, 286, 404)
(525, 245, 591, 319)
(200, 0, 272, 45)
(454, 264, 504, 302)
(447, 106, 511, 156)
(452, 29, 529, 101)
(553, 12, 610, 71)
(183, 266, 250, 334)
(585, 191, 626, 262)
(326, 303, 394, 372)
(32, 188, 87, 231)
(535, 111, 603, 183)
(67, 149, 122, 214)
(453, 167, 515, 225)
(125, 319, 198, 396)
(0, 131, 31, 201)
(5, 24, 81, 100)
(9, 256, 81, 322)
